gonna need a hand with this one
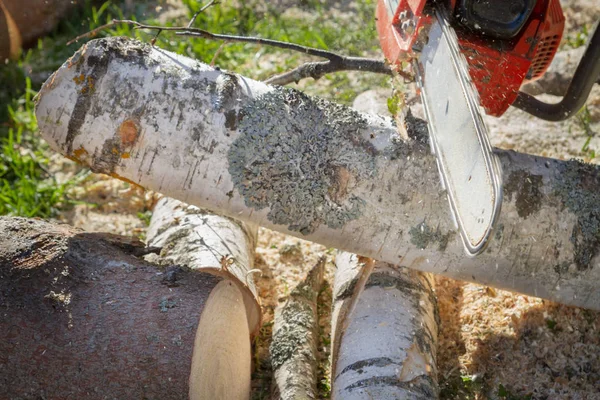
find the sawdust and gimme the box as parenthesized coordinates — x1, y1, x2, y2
(60, 173, 158, 236)
(437, 277, 600, 399)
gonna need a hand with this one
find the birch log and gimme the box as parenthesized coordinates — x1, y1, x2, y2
(0, 216, 221, 398)
(270, 257, 325, 400)
(145, 197, 260, 399)
(146, 196, 261, 335)
(331, 253, 439, 399)
(35, 37, 600, 310)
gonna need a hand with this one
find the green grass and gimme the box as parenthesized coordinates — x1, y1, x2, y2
(563, 24, 590, 49)
(0, 78, 87, 218)
(578, 105, 596, 160)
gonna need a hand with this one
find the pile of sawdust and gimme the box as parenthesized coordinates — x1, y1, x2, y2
(437, 277, 600, 399)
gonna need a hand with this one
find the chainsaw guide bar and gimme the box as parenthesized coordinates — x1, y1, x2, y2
(415, 9, 503, 256)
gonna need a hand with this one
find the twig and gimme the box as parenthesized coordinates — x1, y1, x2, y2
(176, 28, 345, 62)
(265, 58, 410, 86)
(66, 13, 409, 85)
(71, 19, 344, 61)
(150, 29, 162, 46)
(210, 41, 228, 66)
(67, 0, 218, 46)
(188, 0, 219, 28)
(67, 21, 117, 46)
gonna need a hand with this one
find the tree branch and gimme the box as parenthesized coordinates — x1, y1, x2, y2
(66, 10, 400, 84)
(35, 37, 600, 310)
(265, 57, 404, 86)
(187, 0, 219, 28)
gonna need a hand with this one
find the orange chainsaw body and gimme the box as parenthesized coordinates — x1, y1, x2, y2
(376, 0, 565, 116)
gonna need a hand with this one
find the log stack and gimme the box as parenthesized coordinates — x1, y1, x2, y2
(0, 210, 260, 399)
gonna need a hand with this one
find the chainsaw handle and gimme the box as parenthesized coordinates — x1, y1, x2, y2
(512, 20, 600, 121)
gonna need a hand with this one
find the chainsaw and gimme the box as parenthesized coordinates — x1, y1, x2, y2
(376, 0, 600, 255)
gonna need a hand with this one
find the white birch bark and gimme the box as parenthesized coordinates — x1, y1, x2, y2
(270, 257, 325, 400)
(331, 253, 439, 400)
(35, 37, 600, 310)
(330, 253, 374, 379)
(146, 196, 261, 334)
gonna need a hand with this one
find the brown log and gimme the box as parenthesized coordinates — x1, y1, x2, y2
(1, 0, 75, 45)
(0, 216, 221, 398)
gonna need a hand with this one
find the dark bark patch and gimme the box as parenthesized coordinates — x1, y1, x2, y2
(213, 72, 241, 112)
(62, 37, 155, 156)
(336, 357, 401, 379)
(552, 159, 600, 270)
(224, 109, 240, 130)
(66, 50, 109, 154)
(504, 169, 543, 218)
(92, 137, 122, 174)
(342, 374, 437, 398)
(228, 87, 377, 234)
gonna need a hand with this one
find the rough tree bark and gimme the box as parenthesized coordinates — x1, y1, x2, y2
(0, 216, 221, 398)
(270, 257, 325, 400)
(330, 253, 439, 399)
(35, 37, 600, 310)
(145, 197, 261, 399)
(146, 196, 261, 335)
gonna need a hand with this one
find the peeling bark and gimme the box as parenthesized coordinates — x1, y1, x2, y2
(270, 257, 325, 400)
(35, 37, 600, 310)
(331, 253, 439, 400)
(0, 216, 221, 398)
(146, 196, 261, 335)
(330, 253, 374, 378)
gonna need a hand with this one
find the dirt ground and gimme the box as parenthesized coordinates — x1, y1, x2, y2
(42, 0, 600, 399)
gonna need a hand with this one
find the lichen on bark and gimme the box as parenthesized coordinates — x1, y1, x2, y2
(552, 159, 600, 270)
(228, 87, 377, 235)
(409, 221, 453, 251)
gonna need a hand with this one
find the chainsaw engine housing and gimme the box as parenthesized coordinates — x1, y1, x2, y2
(376, 0, 565, 116)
